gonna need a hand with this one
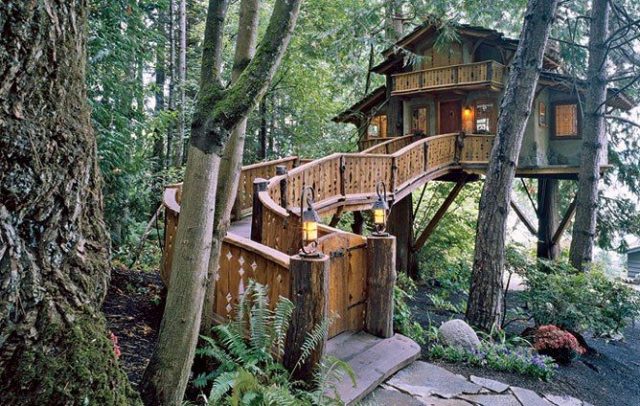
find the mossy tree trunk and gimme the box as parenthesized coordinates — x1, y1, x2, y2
(569, 0, 609, 270)
(466, 0, 558, 331)
(140, 0, 302, 404)
(0, 1, 138, 404)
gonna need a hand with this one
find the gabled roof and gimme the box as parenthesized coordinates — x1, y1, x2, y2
(372, 19, 562, 74)
(332, 86, 387, 124)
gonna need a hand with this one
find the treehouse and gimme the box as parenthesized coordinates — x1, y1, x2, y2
(160, 20, 634, 404)
(334, 22, 634, 172)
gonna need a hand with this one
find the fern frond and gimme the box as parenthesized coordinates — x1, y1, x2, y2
(295, 314, 336, 371)
(214, 324, 252, 364)
(250, 282, 270, 353)
(272, 297, 294, 356)
(230, 368, 261, 406)
(208, 371, 237, 405)
(197, 335, 236, 367)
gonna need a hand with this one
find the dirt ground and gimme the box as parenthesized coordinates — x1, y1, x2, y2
(101, 267, 165, 389)
(410, 286, 640, 406)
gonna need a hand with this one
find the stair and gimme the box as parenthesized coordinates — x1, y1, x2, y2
(325, 332, 421, 405)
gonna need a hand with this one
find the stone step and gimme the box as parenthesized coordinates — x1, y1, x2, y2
(325, 332, 421, 405)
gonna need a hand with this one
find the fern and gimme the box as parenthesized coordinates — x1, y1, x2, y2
(194, 281, 353, 405)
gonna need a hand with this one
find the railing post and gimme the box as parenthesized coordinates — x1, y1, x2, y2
(423, 141, 429, 172)
(455, 132, 465, 164)
(339, 155, 346, 198)
(365, 234, 397, 338)
(390, 156, 397, 192)
(283, 254, 329, 381)
(487, 61, 494, 83)
(250, 178, 268, 243)
(276, 165, 288, 209)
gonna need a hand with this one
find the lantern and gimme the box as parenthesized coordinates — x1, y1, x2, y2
(300, 186, 321, 257)
(372, 181, 389, 235)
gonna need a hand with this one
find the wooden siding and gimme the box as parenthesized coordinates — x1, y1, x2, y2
(628, 251, 640, 278)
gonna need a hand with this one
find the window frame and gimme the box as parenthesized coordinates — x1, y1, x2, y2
(551, 101, 582, 140)
(473, 98, 498, 134)
(410, 105, 430, 135)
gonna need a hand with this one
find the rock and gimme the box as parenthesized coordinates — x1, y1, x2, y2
(361, 387, 424, 406)
(510, 386, 552, 406)
(469, 375, 509, 393)
(387, 361, 482, 399)
(544, 394, 582, 406)
(458, 394, 522, 406)
(438, 320, 480, 351)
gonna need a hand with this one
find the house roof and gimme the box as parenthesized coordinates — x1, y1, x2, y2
(372, 19, 562, 74)
(332, 86, 387, 124)
(628, 246, 640, 254)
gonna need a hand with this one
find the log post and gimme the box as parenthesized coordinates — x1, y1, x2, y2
(276, 165, 288, 209)
(283, 254, 329, 381)
(365, 234, 397, 338)
(250, 178, 268, 243)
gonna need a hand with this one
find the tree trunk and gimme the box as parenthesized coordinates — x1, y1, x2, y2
(202, 0, 260, 335)
(387, 194, 417, 279)
(140, 0, 302, 403)
(166, 0, 176, 168)
(569, 0, 609, 270)
(466, 0, 558, 331)
(0, 2, 138, 403)
(537, 178, 560, 259)
(385, 0, 404, 42)
(154, 9, 167, 173)
(259, 98, 268, 159)
(173, 0, 187, 167)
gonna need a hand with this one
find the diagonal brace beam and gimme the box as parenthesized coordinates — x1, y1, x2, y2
(551, 196, 577, 245)
(510, 199, 538, 236)
(412, 178, 467, 252)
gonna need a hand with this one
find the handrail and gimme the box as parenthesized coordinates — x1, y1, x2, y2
(392, 60, 503, 79)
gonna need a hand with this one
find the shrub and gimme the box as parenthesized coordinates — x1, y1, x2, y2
(394, 273, 426, 344)
(428, 342, 557, 381)
(195, 281, 354, 405)
(533, 325, 585, 364)
(522, 260, 640, 336)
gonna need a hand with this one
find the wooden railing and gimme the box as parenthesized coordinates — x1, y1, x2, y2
(161, 132, 496, 336)
(392, 60, 506, 94)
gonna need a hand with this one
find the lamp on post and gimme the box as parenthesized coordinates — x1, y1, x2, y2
(372, 181, 389, 236)
(300, 185, 321, 257)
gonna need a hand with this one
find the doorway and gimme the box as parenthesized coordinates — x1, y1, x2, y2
(439, 100, 462, 134)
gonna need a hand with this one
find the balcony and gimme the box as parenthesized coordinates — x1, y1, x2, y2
(391, 60, 506, 95)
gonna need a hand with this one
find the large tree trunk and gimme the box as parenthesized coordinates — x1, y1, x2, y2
(202, 0, 260, 335)
(166, 0, 176, 168)
(466, 0, 558, 331)
(140, 1, 301, 403)
(0, 1, 138, 403)
(569, 0, 609, 270)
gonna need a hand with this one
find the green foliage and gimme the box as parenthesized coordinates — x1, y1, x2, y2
(393, 273, 426, 344)
(522, 261, 640, 336)
(195, 281, 354, 405)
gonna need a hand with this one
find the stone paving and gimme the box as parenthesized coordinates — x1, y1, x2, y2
(361, 361, 590, 406)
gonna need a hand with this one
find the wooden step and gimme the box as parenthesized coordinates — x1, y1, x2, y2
(325, 332, 421, 405)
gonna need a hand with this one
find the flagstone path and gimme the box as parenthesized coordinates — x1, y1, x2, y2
(360, 361, 591, 406)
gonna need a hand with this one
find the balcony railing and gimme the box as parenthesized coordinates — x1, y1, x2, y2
(392, 60, 506, 94)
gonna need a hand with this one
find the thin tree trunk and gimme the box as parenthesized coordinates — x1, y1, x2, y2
(537, 178, 560, 259)
(140, 1, 301, 403)
(259, 98, 268, 159)
(202, 0, 260, 335)
(166, 0, 176, 168)
(466, 0, 558, 331)
(0, 2, 138, 403)
(154, 9, 167, 172)
(173, 0, 187, 167)
(569, 0, 609, 270)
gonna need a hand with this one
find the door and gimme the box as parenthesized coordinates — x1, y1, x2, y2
(439, 100, 462, 134)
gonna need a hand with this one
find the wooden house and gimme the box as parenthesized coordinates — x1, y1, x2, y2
(334, 22, 634, 169)
(627, 246, 640, 278)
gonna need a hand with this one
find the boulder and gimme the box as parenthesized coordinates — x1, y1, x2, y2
(438, 319, 481, 351)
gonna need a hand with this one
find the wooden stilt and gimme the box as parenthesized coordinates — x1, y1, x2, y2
(351, 211, 364, 235)
(551, 195, 577, 247)
(250, 178, 268, 243)
(537, 178, 559, 259)
(412, 179, 466, 253)
(365, 234, 396, 338)
(283, 254, 329, 381)
(387, 194, 415, 277)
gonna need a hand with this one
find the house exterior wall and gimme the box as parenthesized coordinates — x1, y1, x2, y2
(628, 251, 640, 278)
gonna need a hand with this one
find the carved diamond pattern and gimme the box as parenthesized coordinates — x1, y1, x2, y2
(238, 256, 245, 266)
(238, 279, 245, 296)
(225, 292, 233, 314)
(226, 250, 232, 261)
(251, 261, 258, 271)
(238, 267, 245, 277)
(277, 274, 282, 284)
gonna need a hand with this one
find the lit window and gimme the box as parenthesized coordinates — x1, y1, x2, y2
(475, 100, 496, 133)
(554, 104, 579, 137)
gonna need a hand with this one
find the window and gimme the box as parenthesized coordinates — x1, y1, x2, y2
(553, 103, 579, 137)
(411, 106, 429, 134)
(538, 101, 547, 127)
(474, 99, 497, 133)
(368, 115, 387, 138)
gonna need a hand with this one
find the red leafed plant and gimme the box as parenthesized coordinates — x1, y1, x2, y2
(534, 325, 585, 363)
(110, 332, 122, 359)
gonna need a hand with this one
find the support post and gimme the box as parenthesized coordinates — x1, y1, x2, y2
(283, 254, 329, 381)
(510, 199, 538, 236)
(537, 178, 559, 259)
(365, 234, 397, 338)
(351, 211, 364, 235)
(387, 194, 415, 277)
(276, 165, 288, 209)
(250, 178, 268, 243)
